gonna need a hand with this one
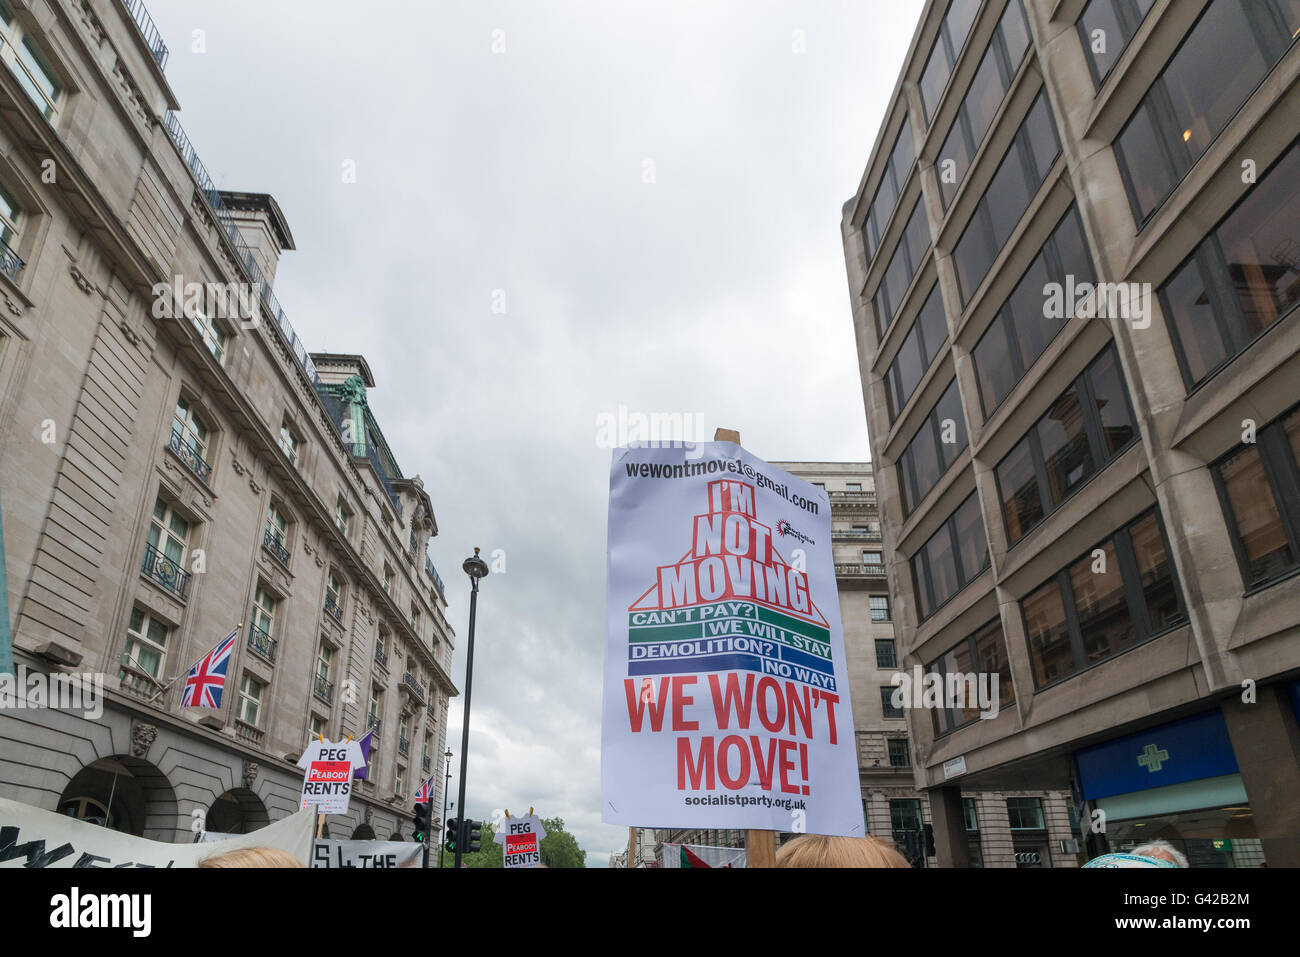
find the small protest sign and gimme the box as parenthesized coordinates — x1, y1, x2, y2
(297, 738, 366, 815)
(494, 814, 547, 868)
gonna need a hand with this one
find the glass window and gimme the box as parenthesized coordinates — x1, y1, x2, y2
(147, 498, 189, 566)
(1069, 540, 1135, 664)
(903, 418, 940, 516)
(973, 619, 1015, 710)
(952, 492, 988, 581)
(917, 284, 949, 359)
(998, 436, 1043, 543)
(902, 202, 931, 282)
(973, 311, 1019, 414)
(0, 182, 20, 250)
(1037, 382, 1094, 505)
(251, 586, 277, 640)
(237, 676, 263, 726)
(889, 325, 925, 416)
(1215, 144, 1300, 340)
(923, 527, 960, 610)
(934, 380, 967, 471)
(1115, 0, 1297, 223)
(0, 5, 63, 121)
(1000, 0, 1031, 65)
(1217, 445, 1294, 585)
(938, 119, 972, 211)
(123, 608, 168, 680)
(888, 738, 911, 767)
(912, 554, 932, 622)
(875, 637, 897, 666)
(1128, 512, 1181, 631)
(881, 686, 905, 719)
(1163, 254, 1229, 385)
(1024, 580, 1071, 687)
(1006, 254, 1054, 366)
(1079, 0, 1155, 86)
(172, 397, 209, 459)
(863, 550, 884, 566)
(870, 597, 892, 624)
(1007, 797, 1045, 829)
(920, 40, 954, 124)
(1085, 346, 1136, 455)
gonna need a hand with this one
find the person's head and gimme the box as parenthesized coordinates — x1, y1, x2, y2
(1129, 840, 1188, 868)
(197, 846, 306, 868)
(775, 834, 911, 868)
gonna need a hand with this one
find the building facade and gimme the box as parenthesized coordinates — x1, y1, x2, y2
(0, 0, 455, 841)
(777, 462, 1077, 867)
(841, 0, 1300, 866)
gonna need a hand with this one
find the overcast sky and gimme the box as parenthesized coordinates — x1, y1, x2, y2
(151, 0, 924, 865)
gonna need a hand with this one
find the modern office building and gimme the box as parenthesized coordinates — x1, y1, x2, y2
(0, 0, 455, 841)
(841, 0, 1300, 866)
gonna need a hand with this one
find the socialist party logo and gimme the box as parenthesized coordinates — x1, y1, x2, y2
(626, 480, 834, 690)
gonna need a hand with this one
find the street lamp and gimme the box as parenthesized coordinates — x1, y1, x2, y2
(454, 547, 489, 869)
(439, 748, 453, 869)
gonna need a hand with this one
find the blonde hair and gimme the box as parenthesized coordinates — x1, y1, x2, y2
(775, 834, 911, 868)
(197, 846, 306, 868)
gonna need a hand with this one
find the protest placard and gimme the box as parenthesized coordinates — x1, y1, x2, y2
(297, 737, 365, 815)
(602, 442, 862, 835)
(494, 814, 546, 868)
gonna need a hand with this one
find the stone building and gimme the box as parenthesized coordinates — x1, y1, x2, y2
(0, 0, 454, 841)
(841, 0, 1300, 866)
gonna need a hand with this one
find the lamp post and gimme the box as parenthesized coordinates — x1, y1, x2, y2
(439, 748, 452, 869)
(454, 547, 489, 869)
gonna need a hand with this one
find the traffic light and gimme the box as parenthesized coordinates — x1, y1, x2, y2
(444, 817, 461, 853)
(412, 802, 432, 843)
(466, 819, 482, 854)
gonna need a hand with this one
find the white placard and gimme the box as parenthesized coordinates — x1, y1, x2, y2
(602, 443, 862, 835)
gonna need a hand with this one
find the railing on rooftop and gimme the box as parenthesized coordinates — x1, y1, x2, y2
(121, 0, 169, 69)
(424, 555, 446, 598)
(162, 111, 319, 387)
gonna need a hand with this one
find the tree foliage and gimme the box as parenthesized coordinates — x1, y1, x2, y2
(444, 816, 587, 868)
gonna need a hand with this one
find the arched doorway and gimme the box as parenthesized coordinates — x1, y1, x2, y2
(352, 824, 376, 840)
(389, 831, 403, 841)
(58, 756, 177, 839)
(205, 788, 270, 835)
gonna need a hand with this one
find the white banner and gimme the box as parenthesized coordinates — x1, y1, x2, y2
(0, 797, 315, 867)
(601, 443, 862, 835)
(659, 842, 747, 868)
(310, 840, 422, 868)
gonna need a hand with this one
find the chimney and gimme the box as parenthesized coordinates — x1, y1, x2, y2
(218, 191, 296, 286)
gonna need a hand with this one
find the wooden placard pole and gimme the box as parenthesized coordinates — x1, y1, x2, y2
(714, 426, 778, 870)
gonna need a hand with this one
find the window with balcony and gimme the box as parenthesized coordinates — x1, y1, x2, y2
(398, 714, 410, 756)
(952, 90, 1060, 306)
(169, 395, 212, 483)
(1212, 407, 1300, 589)
(863, 550, 884, 566)
(368, 688, 384, 731)
(1159, 137, 1300, 390)
(919, 0, 982, 125)
(1113, 0, 1299, 225)
(237, 675, 263, 726)
(870, 595, 892, 623)
(937, 0, 1032, 211)
(899, 379, 969, 517)
(264, 501, 291, 566)
(995, 344, 1138, 546)
(375, 625, 389, 667)
(972, 206, 1094, 417)
(189, 309, 230, 366)
(249, 586, 278, 662)
(315, 642, 335, 704)
(911, 492, 989, 621)
(325, 570, 343, 623)
(142, 497, 191, 599)
(1022, 508, 1185, 688)
(884, 285, 949, 423)
(1077, 0, 1156, 87)
(0, 180, 24, 282)
(121, 608, 168, 684)
(0, 1, 64, 122)
(278, 420, 301, 466)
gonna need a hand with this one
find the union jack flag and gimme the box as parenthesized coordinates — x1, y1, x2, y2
(413, 775, 436, 802)
(180, 627, 238, 708)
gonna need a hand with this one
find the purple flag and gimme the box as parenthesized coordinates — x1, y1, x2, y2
(352, 729, 374, 780)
